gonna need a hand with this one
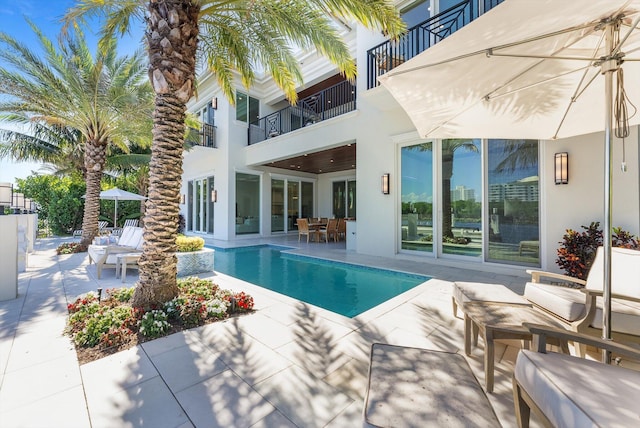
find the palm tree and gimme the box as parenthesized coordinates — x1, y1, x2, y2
(407, 140, 479, 239)
(0, 124, 87, 177)
(66, 0, 405, 307)
(0, 22, 153, 246)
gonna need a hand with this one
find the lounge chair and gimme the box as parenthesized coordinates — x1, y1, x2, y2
(111, 219, 139, 237)
(513, 324, 640, 427)
(524, 247, 640, 352)
(73, 220, 109, 239)
(87, 226, 144, 279)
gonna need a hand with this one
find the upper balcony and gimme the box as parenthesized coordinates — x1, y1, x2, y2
(186, 123, 217, 148)
(248, 80, 356, 145)
(366, 0, 505, 89)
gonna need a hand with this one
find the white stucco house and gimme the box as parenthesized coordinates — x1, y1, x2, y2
(180, 0, 640, 274)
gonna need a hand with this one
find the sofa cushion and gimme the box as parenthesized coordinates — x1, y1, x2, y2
(515, 350, 640, 427)
(524, 282, 586, 322)
(453, 282, 530, 307)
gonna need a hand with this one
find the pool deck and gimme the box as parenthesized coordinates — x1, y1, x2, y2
(1, 235, 539, 427)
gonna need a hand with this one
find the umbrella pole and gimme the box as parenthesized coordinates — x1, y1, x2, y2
(601, 21, 618, 364)
(114, 198, 118, 229)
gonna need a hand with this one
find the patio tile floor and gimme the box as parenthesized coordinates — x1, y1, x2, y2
(0, 235, 554, 427)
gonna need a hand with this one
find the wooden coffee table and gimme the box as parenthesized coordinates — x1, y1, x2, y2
(463, 302, 569, 393)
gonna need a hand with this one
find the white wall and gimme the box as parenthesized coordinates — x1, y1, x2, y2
(540, 128, 640, 271)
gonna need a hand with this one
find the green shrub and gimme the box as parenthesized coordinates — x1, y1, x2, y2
(138, 310, 171, 338)
(73, 306, 135, 347)
(106, 287, 135, 303)
(176, 235, 205, 252)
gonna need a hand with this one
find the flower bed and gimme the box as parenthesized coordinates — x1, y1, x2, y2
(65, 277, 254, 364)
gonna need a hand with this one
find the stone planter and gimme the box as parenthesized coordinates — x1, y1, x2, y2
(176, 247, 215, 277)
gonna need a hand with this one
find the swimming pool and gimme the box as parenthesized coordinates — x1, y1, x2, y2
(210, 245, 430, 318)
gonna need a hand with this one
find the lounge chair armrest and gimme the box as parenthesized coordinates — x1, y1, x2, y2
(526, 269, 586, 286)
(580, 289, 640, 304)
(523, 323, 640, 360)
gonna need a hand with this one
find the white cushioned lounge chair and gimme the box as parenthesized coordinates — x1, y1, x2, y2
(524, 247, 640, 353)
(513, 323, 640, 428)
(87, 226, 144, 279)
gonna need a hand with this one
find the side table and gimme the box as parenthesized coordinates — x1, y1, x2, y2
(115, 252, 142, 282)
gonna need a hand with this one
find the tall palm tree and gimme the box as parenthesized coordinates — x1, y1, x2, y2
(66, 0, 405, 307)
(0, 22, 153, 246)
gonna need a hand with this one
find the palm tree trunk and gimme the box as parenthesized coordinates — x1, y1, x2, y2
(132, 0, 199, 308)
(80, 139, 106, 246)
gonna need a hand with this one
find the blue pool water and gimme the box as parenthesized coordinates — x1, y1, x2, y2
(210, 245, 430, 317)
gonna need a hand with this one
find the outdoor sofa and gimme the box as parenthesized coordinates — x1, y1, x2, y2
(87, 226, 143, 279)
(513, 323, 640, 427)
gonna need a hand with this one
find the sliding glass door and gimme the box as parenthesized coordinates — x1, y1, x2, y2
(188, 176, 214, 234)
(400, 143, 433, 252)
(271, 178, 313, 233)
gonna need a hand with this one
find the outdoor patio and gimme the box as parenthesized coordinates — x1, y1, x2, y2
(1, 236, 546, 427)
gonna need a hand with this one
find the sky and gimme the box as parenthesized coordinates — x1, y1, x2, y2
(0, 0, 144, 185)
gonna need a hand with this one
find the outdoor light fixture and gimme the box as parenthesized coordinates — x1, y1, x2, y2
(382, 173, 390, 195)
(12, 192, 24, 213)
(0, 182, 12, 215)
(180, 194, 185, 204)
(554, 152, 569, 185)
(24, 198, 32, 213)
(211, 97, 218, 110)
(211, 189, 217, 203)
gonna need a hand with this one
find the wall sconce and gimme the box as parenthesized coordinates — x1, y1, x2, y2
(211, 97, 218, 110)
(180, 194, 185, 204)
(0, 182, 12, 215)
(554, 152, 569, 185)
(211, 189, 217, 203)
(381, 173, 390, 195)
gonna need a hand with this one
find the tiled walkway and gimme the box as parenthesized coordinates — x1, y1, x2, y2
(0, 236, 539, 427)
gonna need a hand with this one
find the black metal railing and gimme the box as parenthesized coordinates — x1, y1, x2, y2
(366, 0, 505, 89)
(248, 80, 356, 145)
(187, 123, 217, 148)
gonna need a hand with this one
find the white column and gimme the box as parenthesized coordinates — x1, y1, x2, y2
(0, 216, 18, 301)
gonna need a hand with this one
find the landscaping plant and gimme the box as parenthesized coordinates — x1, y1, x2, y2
(556, 222, 639, 280)
(65, 277, 254, 363)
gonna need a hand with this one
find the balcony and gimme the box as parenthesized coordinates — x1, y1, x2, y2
(367, 0, 505, 89)
(248, 80, 356, 145)
(187, 123, 217, 148)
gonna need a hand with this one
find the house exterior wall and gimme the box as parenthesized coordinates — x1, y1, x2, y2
(181, 6, 640, 274)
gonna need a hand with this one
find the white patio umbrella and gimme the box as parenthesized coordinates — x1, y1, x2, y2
(379, 0, 640, 359)
(98, 187, 146, 227)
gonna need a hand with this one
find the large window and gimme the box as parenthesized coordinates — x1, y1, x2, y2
(487, 140, 539, 266)
(332, 179, 356, 218)
(271, 179, 285, 232)
(236, 91, 260, 123)
(400, 143, 433, 252)
(441, 139, 482, 257)
(236, 173, 260, 235)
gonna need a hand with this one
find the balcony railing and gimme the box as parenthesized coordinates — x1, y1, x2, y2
(248, 80, 356, 145)
(187, 123, 217, 148)
(367, 0, 505, 89)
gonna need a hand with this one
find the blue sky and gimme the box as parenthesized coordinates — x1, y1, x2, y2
(0, 0, 144, 185)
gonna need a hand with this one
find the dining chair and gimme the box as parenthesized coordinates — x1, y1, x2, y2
(296, 218, 311, 242)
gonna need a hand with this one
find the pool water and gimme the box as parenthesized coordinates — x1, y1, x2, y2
(210, 245, 430, 318)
